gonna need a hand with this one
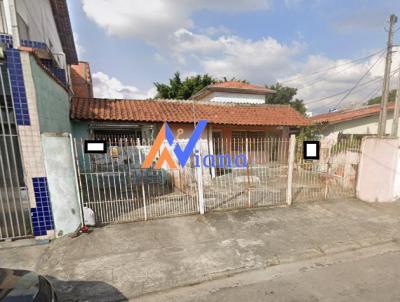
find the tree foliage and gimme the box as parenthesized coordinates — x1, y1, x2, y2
(154, 72, 251, 100)
(366, 89, 397, 105)
(154, 74, 308, 116)
(154, 72, 216, 100)
(265, 83, 307, 115)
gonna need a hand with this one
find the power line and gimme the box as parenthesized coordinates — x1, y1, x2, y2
(311, 69, 399, 111)
(332, 51, 385, 109)
(296, 49, 388, 91)
(279, 49, 385, 84)
(305, 76, 385, 105)
(360, 83, 383, 105)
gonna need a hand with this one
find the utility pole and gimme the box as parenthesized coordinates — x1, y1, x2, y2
(391, 69, 400, 137)
(378, 14, 397, 137)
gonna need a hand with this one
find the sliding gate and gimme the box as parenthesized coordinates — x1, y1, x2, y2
(74, 138, 199, 224)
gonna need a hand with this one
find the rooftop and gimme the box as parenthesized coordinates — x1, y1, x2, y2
(191, 81, 275, 100)
(70, 98, 309, 126)
(311, 103, 395, 124)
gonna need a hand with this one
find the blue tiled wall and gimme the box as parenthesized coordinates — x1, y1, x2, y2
(39, 59, 67, 85)
(0, 34, 13, 48)
(31, 177, 54, 236)
(20, 39, 47, 49)
(6, 48, 30, 125)
(52, 67, 67, 84)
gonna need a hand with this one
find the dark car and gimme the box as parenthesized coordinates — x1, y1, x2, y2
(0, 268, 57, 301)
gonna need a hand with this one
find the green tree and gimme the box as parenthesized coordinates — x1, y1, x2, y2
(366, 89, 397, 105)
(265, 83, 307, 115)
(154, 72, 216, 100)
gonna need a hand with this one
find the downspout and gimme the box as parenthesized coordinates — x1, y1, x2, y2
(8, 0, 20, 47)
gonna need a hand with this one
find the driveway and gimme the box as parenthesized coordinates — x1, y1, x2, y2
(1, 198, 400, 301)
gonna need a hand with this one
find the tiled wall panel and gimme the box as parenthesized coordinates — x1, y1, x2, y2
(31, 177, 54, 236)
(6, 49, 30, 125)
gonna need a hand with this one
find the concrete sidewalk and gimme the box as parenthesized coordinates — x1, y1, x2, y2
(2, 199, 400, 301)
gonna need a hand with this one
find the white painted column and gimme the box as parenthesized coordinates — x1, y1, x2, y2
(286, 134, 296, 205)
(196, 141, 205, 214)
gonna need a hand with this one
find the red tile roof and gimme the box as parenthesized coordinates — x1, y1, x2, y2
(311, 103, 395, 124)
(70, 98, 309, 126)
(209, 81, 271, 90)
(191, 81, 275, 100)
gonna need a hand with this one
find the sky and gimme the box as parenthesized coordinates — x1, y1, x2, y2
(67, 0, 400, 113)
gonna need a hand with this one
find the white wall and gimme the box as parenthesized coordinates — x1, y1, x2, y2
(14, 0, 64, 66)
(357, 137, 400, 202)
(321, 113, 397, 137)
(202, 91, 265, 104)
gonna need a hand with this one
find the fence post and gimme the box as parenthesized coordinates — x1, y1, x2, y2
(246, 137, 251, 207)
(286, 134, 296, 205)
(137, 138, 147, 220)
(196, 141, 205, 214)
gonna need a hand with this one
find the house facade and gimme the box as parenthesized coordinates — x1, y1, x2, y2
(70, 97, 308, 143)
(0, 0, 84, 241)
(311, 103, 397, 144)
(70, 97, 308, 186)
(191, 81, 275, 104)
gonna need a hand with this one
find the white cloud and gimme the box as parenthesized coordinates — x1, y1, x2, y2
(170, 28, 397, 113)
(81, 0, 270, 41)
(201, 25, 231, 36)
(169, 29, 305, 83)
(92, 72, 156, 99)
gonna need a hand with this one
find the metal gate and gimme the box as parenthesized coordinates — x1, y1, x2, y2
(0, 64, 31, 240)
(203, 137, 290, 211)
(292, 137, 361, 202)
(74, 136, 361, 225)
(74, 138, 199, 224)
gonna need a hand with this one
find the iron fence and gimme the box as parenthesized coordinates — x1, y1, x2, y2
(0, 64, 31, 240)
(73, 136, 361, 225)
(293, 137, 361, 202)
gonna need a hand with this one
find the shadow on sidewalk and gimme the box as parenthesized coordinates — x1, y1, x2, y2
(46, 276, 128, 302)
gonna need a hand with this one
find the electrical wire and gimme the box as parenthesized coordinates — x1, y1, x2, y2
(311, 69, 399, 112)
(296, 50, 385, 91)
(305, 76, 385, 105)
(332, 51, 385, 109)
(279, 49, 385, 84)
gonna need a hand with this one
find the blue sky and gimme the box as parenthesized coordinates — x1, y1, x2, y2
(67, 0, 400, 113)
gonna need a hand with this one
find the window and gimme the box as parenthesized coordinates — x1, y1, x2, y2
(93, 129, 142, 145)
(231, 131, 266, 151)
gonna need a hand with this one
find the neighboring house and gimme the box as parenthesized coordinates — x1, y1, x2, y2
(191, 81, 275, 104)
(311, 103, 397, 143)
(0, 0, 82, 240)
